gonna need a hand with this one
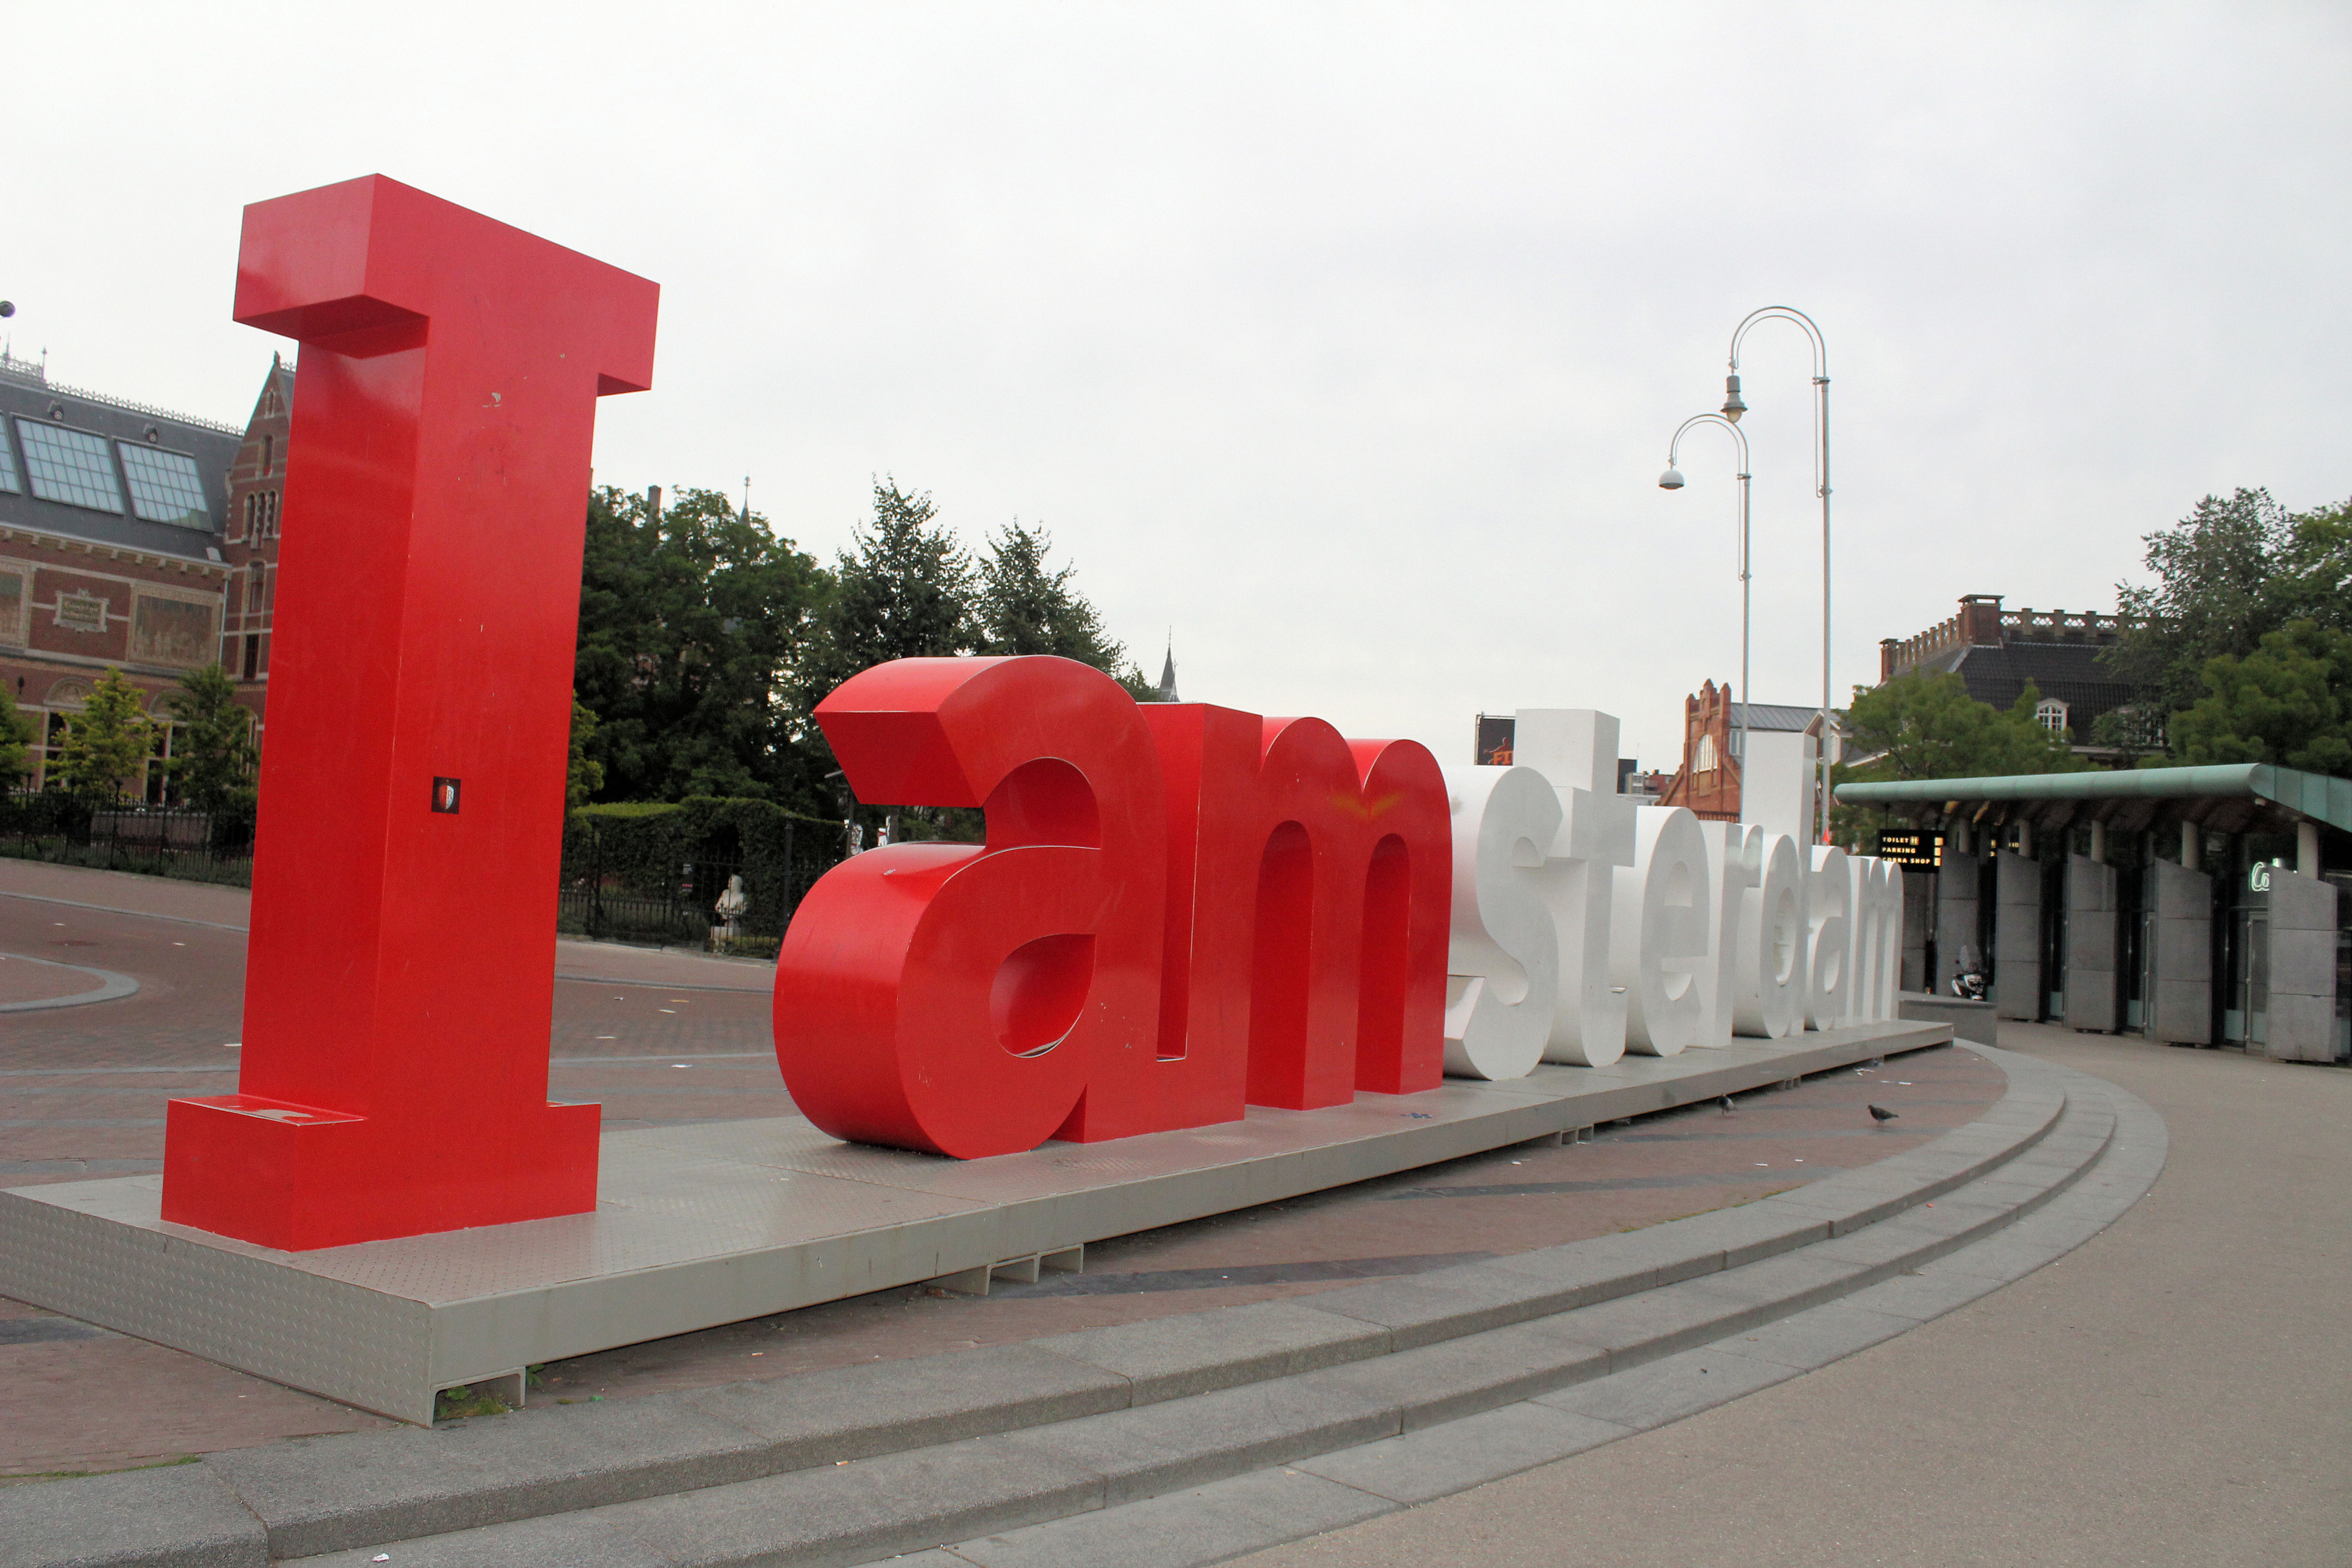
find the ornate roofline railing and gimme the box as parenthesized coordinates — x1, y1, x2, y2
(1, 350, 246, 437)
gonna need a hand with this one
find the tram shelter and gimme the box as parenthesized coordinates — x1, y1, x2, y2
(1838, 764, 2351, 1063)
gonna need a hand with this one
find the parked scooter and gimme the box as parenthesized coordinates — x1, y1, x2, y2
(1949, 945, 1988, 1002)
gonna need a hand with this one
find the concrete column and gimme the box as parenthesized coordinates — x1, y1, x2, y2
(2089, 820, 2107, 865)
(2298, 820, 2321, 876)
(2265, 867, 2340, 1063)
(2018, 820, 2034, 858)
(1994, 852, 2042, 1022)
(1935, 849, 1981, 995)
(1900, 872, 1931, 992)
(2064, 856, 2120, 1033)
(2181, 821, 2201, 872)
(2148, 858, 2213, 1045)
(1952, 821, 1973, 856)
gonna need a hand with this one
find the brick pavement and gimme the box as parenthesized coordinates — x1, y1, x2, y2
(0, 859, 1994, 1481)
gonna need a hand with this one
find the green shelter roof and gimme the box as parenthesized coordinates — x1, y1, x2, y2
(1835, 763, 2352, 837)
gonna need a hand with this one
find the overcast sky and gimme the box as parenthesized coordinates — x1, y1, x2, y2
(10, 3, 2347, 768)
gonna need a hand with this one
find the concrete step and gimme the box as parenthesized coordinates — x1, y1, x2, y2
(0, 1044, 2144, 1568)
(893, 1066, 2169, 1568)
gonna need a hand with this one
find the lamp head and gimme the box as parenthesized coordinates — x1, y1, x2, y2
(1657, 466, 1686, 490)
(1720, 373, 1746, 423)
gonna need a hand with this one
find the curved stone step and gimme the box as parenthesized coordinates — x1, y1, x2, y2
(1, 1043, 2139, 1568)
(897, 1057, 2166, 1568)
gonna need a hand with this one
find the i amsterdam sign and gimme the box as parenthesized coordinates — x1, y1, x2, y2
(155, 177, 1904, 1252)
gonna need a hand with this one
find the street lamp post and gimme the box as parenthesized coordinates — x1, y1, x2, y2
(1722, 307, 1832, 843)
(1656, 414, 1751, 775)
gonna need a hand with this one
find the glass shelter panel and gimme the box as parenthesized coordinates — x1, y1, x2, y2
(2330, 873, 2351, 1063)
(2223, 838, 2291, 1046)
(2040, 853, 2068, 1020)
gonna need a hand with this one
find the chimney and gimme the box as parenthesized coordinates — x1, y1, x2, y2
(647, 485, 662, 521)
(1960, 594, 2004, 647)
(1880, 637, 1899, 682)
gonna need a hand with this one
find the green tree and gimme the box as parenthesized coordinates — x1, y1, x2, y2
(2108, 488, 2352, 719)
(166, 663, 257, 813)
(2086, 704, 2167, 766)
(974, 520, 1152, 697)
(54, 669, 153, 800)
(2166, 620, 2352, 777)
(0, 679, 31, 784)
(812, 479, 975, 692)
(567, 697, 606, 809)
(573, 485, 828, 808)
(1828, 672, 2088, 848)
(1840, 672, 2087, 782)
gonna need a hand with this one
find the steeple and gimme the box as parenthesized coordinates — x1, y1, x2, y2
(1156, 635, 1179, 703)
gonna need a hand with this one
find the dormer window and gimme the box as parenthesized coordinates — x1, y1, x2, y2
(2036, 698, 2069, 734)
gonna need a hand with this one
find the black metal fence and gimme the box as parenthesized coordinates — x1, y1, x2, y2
(2, 789, 862, 951)
(557, 814, 847, 956)
(0, 791, 255, 885)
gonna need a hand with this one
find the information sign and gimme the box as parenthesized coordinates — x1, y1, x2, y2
(1874, 828, 1945, 869)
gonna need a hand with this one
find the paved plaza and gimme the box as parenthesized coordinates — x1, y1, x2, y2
(2, 859, 1983, 1479)
(3, 858, 2343, 1566)
(1231, 1025, 2351, 1568)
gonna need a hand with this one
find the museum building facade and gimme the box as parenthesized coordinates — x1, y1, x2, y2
(0, 351, 288, 793)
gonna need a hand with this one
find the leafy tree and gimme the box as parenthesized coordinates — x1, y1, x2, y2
(1828, 672, 2087, 848)
(1839, 672, 2087, 783)
(573, 476, 1153, 833)
(567, 697, 606, 809)
(166, 664, 257, 813)
(2166, 620, 2352, 777)
(803, 480, 984, 844)
(974, 520, 1152, 697)
(2108, 488, 2352, 719)
(2087, 704, 2167, 766)
(54, 669, 152, 800)
(574, 486, 828, 809)
(0, 680, 30, 784)
(812, 479, 975, 692)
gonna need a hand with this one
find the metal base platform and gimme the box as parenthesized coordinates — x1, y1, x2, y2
(0, 1022, 1945, 1424)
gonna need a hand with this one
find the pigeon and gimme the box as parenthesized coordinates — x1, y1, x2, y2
(1718, 1095, 1736, 1117)
(1868, 1104, 1899, 1124)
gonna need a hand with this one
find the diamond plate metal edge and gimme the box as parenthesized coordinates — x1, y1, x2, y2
(0, 1021, 1953, 1426)
(0, 1179, 434, 1422)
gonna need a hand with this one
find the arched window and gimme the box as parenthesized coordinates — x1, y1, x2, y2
(1693, 732, 1718, 776)
(2036, 698, 2069, 735)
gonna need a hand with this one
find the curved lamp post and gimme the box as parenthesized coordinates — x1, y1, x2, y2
(1723, 306, 1832, 843)
(1657, 413, 1751, 774)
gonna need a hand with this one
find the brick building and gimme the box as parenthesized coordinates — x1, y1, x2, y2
(0, 351, 286, 794)
(220, 357, 291, 695)
(1654, 679, 1831, 824)
(1877, 593, 2138, 751)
